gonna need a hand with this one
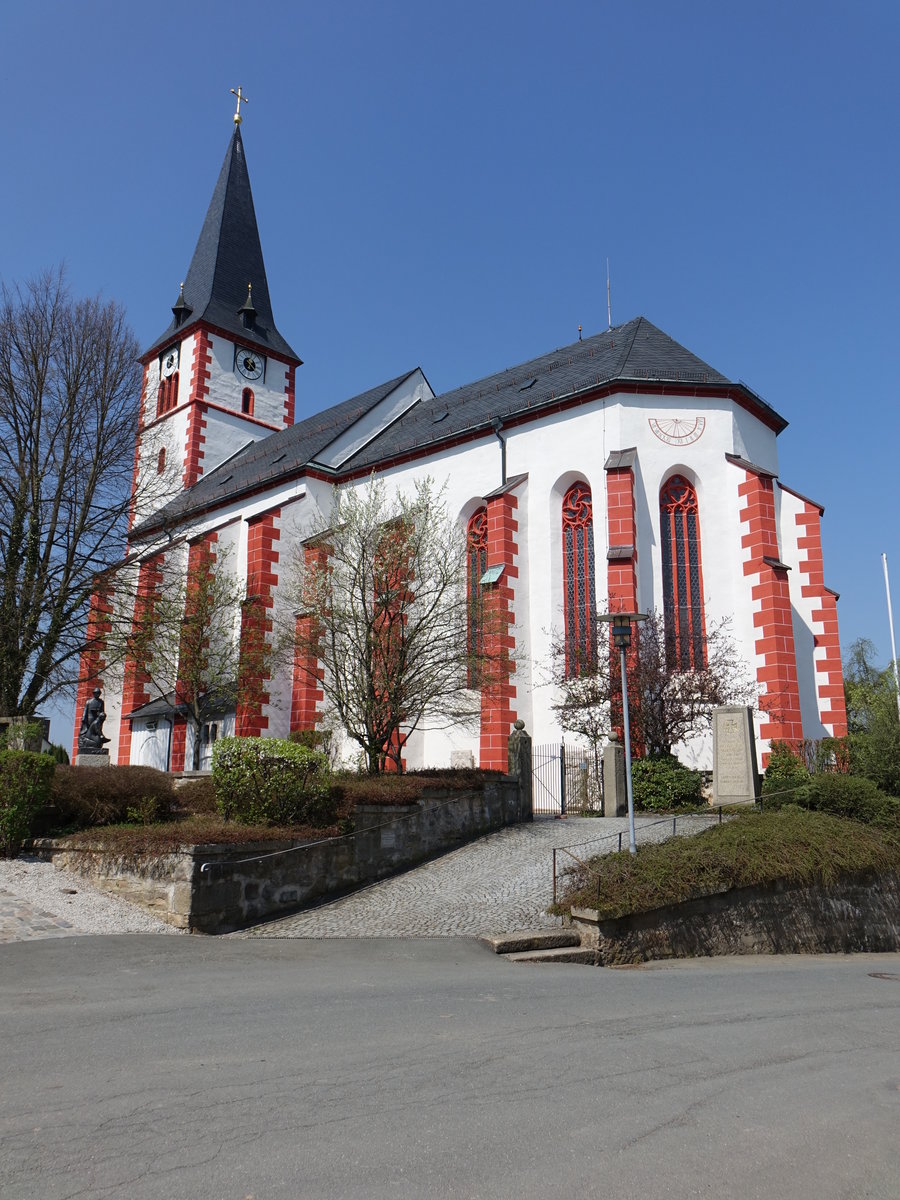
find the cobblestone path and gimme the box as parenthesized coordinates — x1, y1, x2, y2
(0, 888, 78, 943)
(235, 814, 717, 939)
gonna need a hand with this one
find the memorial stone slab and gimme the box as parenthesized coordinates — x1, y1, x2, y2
(713, 705, 759, 805)
(602, 734, 627, 817)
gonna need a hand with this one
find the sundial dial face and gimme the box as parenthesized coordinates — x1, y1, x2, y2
(648, 416, 706, 446)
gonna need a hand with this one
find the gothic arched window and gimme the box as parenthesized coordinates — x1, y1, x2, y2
(156, 372, 179, 417)
(660, 475, 707, 670)
(562, 482, 597, 675)
(466, 508, 488, 687)
(241, 387, 254, 416)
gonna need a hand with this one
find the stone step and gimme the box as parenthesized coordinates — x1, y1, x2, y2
(504, 946, 599, 965)
(482, 929, 582, 955)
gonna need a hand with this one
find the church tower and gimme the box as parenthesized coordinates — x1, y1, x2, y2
(131, 104, 301, 524)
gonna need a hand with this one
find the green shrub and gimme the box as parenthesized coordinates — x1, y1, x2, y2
(762, 740, 810, 800)
(288, 728, 331, 752)
(44, 743, 70, 765)
(790, 772, 900, 829)
(41, 765, 174, 832)
(0, 750, 56, 857)
(212, 736, 334, 827)
(631, 754, 704, 812)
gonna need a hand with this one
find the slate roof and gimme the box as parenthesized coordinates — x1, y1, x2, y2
(341, 316, 786, 469)
(144, 126, 299, 362)
(130, 370, 418, 537)
(131, 317, 787, 540)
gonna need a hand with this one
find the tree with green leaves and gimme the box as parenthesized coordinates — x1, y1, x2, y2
(843, 638, 900, 796)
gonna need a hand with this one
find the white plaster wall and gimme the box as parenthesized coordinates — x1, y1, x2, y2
(732, 405, 781, 473)
(133, 355, 191, 522)
(112, 379, 835, 773)
(199, 408, 267, 481)
(205, 332, 290, 428)
(315, 370, 434, 468)
(777, 487, 828, 737)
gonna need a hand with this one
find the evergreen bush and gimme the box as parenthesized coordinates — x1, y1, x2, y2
(762, 740, 810, 801)
(212, 737, 334, 826)
(791, 773, 900, 829)
(0, 750, 55, 856)
(631, 754, 704, 812)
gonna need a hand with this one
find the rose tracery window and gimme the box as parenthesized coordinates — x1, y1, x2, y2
(562, 482, 597, 676)
(660, 474, 706, 670)
(466, 508, 488, 687)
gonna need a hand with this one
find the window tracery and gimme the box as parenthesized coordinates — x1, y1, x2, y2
(660, 474, 707, 670)
(562, 482, 597, 675)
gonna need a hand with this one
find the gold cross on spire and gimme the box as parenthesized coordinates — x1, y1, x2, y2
(230, 86, 249, 125)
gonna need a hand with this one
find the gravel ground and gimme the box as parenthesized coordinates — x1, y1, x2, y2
(0, 855, 183, 937)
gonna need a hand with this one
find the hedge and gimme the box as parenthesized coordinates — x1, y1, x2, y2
(212, 737, 334, 827)
(0, 750, 56, 857)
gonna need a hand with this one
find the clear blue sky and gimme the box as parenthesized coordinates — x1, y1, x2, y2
(4, 0, 899, 740)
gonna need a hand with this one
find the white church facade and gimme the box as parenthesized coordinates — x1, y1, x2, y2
(74, 121, 848, 774)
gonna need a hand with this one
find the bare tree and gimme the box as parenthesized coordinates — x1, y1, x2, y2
(104, 543, 278, 771)
(291, 478, 493, 774)
(552, 609, 755, 758)
(0, 268, 142, 717)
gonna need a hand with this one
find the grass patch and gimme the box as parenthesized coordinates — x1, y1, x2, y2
(553, 808, 900, 920)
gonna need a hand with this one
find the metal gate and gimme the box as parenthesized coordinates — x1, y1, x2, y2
(532, 742, 602, 816)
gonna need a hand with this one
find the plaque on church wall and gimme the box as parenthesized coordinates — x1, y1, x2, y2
(712, 706, 760, 806)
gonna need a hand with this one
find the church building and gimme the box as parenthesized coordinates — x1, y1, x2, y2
(74, 115, 848, 774)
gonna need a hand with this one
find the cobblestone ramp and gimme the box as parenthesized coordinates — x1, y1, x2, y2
(233, 815, 716, 939)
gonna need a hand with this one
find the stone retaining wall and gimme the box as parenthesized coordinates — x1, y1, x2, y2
(37, 777, 523, 933)
(570, 870, 900, 965)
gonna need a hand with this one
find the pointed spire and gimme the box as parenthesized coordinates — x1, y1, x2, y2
(145, 126, 300, 362)
(238, 282, 257, 330)
(171, 282, 192, 327)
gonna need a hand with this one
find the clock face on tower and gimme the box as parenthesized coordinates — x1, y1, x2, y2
(235, 348, 265, 381)
(160, 346, 179, 377)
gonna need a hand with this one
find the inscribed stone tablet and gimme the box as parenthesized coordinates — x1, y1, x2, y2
(712, 706, 759, 805)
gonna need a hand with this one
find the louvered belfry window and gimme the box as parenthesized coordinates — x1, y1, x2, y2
(562, 482, 597, 675)
(466, 508, 488, 687)
(660, 475, 707, 670)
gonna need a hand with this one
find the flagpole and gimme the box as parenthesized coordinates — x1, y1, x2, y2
(882, 553, 900, 722)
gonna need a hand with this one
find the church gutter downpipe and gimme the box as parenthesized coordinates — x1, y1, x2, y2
(491, 417, 507, 486)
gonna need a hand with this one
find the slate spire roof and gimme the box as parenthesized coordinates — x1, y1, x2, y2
(144, 126, 299, 362)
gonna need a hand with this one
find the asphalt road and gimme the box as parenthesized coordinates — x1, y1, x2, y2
(2, 937, 899, 1200)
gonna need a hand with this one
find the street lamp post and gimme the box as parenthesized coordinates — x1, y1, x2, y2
(598, 612, 648, 855)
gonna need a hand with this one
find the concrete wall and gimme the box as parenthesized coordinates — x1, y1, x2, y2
(570, 871, 900, 965)
(39, 777, 523, 934)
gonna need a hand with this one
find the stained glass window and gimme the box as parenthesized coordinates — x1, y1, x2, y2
(466, 508, 488, 687)
(660, 475, 706, 670)
(562, 482, 597, 676)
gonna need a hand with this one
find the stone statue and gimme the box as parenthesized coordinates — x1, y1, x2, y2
(78, 688, 110, 754)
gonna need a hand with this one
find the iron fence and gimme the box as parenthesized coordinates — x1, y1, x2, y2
(532, 742, 603, 816)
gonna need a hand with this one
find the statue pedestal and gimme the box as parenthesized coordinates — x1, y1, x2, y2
(74, 751, 110, 767)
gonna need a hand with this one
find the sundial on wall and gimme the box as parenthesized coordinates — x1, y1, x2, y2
(648, 416, 706, 446)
